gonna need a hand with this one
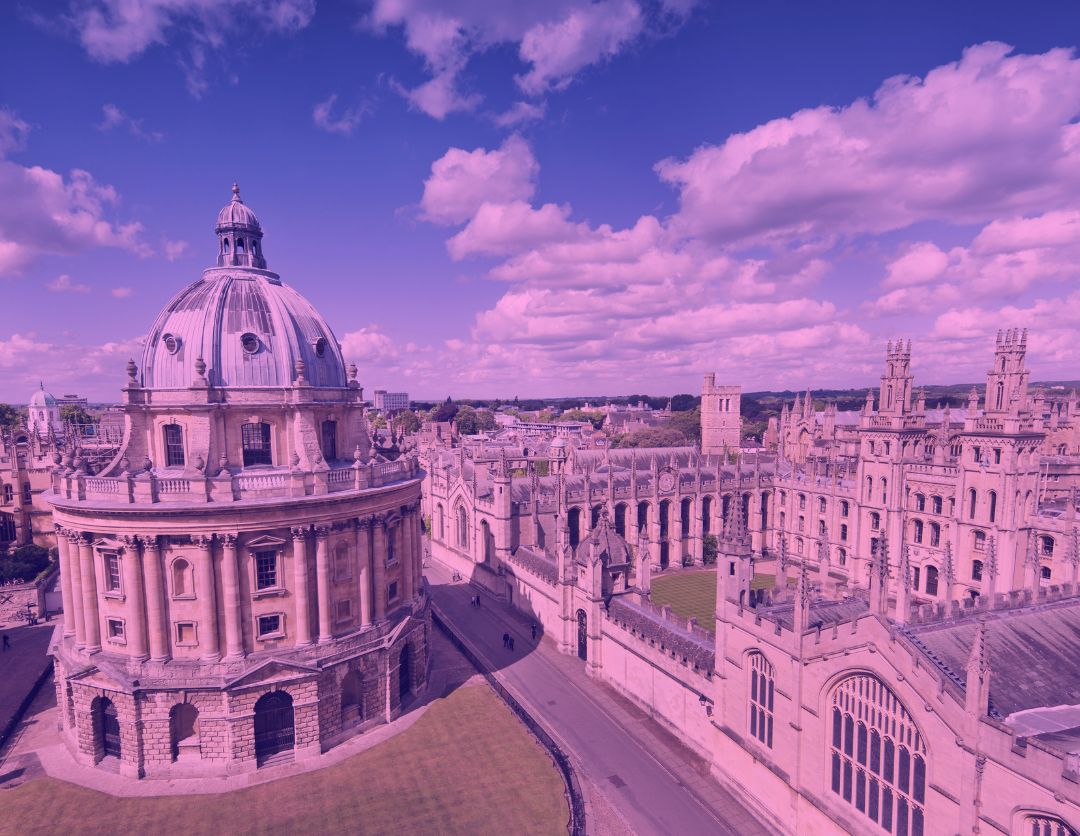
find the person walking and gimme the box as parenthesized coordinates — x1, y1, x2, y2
(531, 623, 537, 641)
(502, 632, 510, 649)
(508, 636, 515, 651)
(2, 634, 9, 651)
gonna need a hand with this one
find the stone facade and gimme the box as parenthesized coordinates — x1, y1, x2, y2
(46, 187, 429, 779)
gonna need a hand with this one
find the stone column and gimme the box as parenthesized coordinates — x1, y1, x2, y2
(413, 506, 424, 598)
(55, 525, 76, 638)
(315, 526, 333, 643)
(372, 515, 387, 621)
(194, 535, 220, 661)
(356, 518, 372, 627)
(65, 530, 86, 648)
(401, 509, 415, 604)
(78, 533, 101, 652)
(693, 503, 705, 566)
(291, 527, 313, 646)
(219, 534, 244, 659)
(120, 536, 148, 660)
(140, 536, 170, 662)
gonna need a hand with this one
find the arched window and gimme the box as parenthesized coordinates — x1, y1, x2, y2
(172, 558, 192, 597)
(925, 565, 939, 596)
(912, 520, 923, 544)
(241, 422, 272, 466)
(748, 653, 774, 748)
(819, 519, 827, 537)
(436, 504, 444, 540)
(929, 523, 940, 547)
(914, 494, 925, 512)
(222, 238, 230, 254)
(236, 237, 245, 253)
(321, 420, 337, 461)
(481, 520, 493, 564)
(457, 506, 469, 549)
(866, 477, 873, 500)
(932, 496, 942, 515)
(1042, 566, 1052, 581)
(568, 507, 582, 549)
(838, 548, 847, 566)
(968, 489, 977, 520)
(881, 478, 888, 503)
(972, 560, 983, 582)
(988, 491, 997, 524)
(840, 523, 848, 542)
(799, 493, 807, 510)
(819, 497, 827, 514)
(1041, 536, 1055, 557)
(870, 512, 880, 531)
(830, 674, 926, 835)
(974, 531, 986, 552)
(1022, 814, 1077, 836)
(841, 500, 849, 517)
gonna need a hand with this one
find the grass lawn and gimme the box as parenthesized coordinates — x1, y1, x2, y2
(3, 683, 568, 836)
(650, 571, 779, 633)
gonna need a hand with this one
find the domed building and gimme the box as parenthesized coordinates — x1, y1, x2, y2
(27, 384, 62, 439)
(47, 186, 428, 779)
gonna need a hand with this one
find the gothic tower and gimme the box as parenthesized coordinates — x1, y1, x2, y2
(701, 374, 741, 455)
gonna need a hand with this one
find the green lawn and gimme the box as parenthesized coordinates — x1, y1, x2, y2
(3, 683, 568, 836)
(650, 570, 779, 633)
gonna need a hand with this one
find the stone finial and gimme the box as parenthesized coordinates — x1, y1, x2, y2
(143, 455, 153, 472)
(295, 358, 307, 385)
(119, 456, 131, 475)
(347, 363, 358, 386)
(125, 358, 139, 386)
(194, 356, 207, 380)
(193, 453, 205, 472)
(985, 533, 999, 579)
(290, 451, 301, 468)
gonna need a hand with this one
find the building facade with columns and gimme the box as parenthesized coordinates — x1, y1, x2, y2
(47, 186, 428, 779)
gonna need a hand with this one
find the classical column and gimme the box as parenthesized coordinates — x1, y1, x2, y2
(121, 536, 148, 660)
(55, 525, 76, 638)
(413, 505, 424, 598)
(356, 518, 372, 627)
(372, 515, 387, 621)
(78, 533, 101, 652)
(140, 535, 170, 662)
(291, 527, 313, 646)
(194, 535, 220, 661)
(400, 509, 415, 604)
(315, 526, 333, 643)
(65, 530, 86, 648)
(219, 534, 244, 659)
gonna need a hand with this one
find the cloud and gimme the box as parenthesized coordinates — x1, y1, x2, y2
(0, 107, 149, 277)
(0, 333, 51, 369)
(366, 1, 679, 119)
(421, 134, 539, 225)
(48, 274, 92, 294)
(163, 239, 188, 261)
(341, 325, 399, 365)
(97, 104, 164, 142)
(0, 109, 30, 156)
(656, 43, 1080, 248)
(111, 287, 134, 298)
(493, 100, 546, 128)
(66, 0, 315, 94)
(313, 94, 370, 135)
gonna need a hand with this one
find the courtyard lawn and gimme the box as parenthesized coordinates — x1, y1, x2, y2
(650, 571, 779, 633)
(3, 683, 568, 836)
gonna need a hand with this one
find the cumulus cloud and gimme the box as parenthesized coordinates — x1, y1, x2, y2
(657, 43, 1080, 247)
(163, 239, 188, 261)
(0, 109, 30, 156)
(365, 1, 679, 119)
(421, 135, 538, 225)
(66, 0, 315, 94)
(312, 94, 370, 135)
(97, 103, 164, 142)
(48, 274, 91, 294)
(111, 287, 134, 298)
(493, 100, 546, 128)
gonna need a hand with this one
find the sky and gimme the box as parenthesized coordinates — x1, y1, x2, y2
(4, 1, 1080, 402)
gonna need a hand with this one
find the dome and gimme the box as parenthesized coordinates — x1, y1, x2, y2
(30, 386, 56, 408)
(141, 271, 348, 390)
(216, 183, 262, 232)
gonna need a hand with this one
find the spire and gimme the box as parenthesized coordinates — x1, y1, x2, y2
(870, 532, 889, 615)
(943, 539, 955, 610)
(965, 618, 992, 717)
(1025, 529, 1041, 590)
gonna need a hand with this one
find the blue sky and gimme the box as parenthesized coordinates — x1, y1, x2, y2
(3, 0, 1080, 402)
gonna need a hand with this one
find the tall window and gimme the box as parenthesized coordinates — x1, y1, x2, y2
(748, 653, 774, 748)
(925, 565, 939, 596)
(241, 422, 272, 466)
(172, 558, 191, 597)
(932, 496, 942, 515)
(974, 531, 986, 551)
(870, 512, 880, 531)
(841, 501, 849, 517)
(321, 420, 337, 461)
(103, 553, 121, 592)
(457, 506, 469, 549)
(163, 424, 185, 467)
(914, 494, 925, 512)
(830, 674, 926, 835)
(972, 560, 983, 582)
(912, 520, 923, 544)
(819, 497, 827, 514)
(968, 489, 977, 520)
(929, 523, 940, 547)
(988, 491, 997, 524)
(254, 550, 278, 590)
(840, 524, 848, 541)
(1041, 536, 1055, 557)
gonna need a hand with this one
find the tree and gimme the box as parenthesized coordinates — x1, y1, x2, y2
(60, 404, 96, 425)
(614, 427, 688, 448)
(434, 396, 459, 423)
(560, 409, 605, 429)
(667, 407, 701, 443)
(702, 534, 718, 566)
(475, 410, 497, 432)
(454, 405, 479, 435)
(670, 394, 698, 412)
(392, 411, 421, 434)
(0, 403, 20, 430)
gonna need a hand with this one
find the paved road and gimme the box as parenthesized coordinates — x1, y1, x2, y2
(426, 561, 772, 836)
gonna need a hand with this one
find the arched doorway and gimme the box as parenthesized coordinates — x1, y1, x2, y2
(399, 644, 413, 702)
(481, 520, 494, 564)
(254, 691, 295, 765)
(92, 696, 121, 760)
(341, 670, 363, 727)
(170, 703, 199, 761)
(576, 609, 587, 661)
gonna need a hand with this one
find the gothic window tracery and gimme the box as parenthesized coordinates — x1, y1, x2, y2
(830, 673, 926, 835)
(1023, 814, 1078, 836)
(748, 652, 774, 748)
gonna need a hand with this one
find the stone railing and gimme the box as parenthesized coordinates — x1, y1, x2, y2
(52, 457, 419, 506)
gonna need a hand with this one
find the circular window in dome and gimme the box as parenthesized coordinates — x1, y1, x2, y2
(241, 333, 260, 355)
(162, 333, 181, 355)
(314, 338, 327, 358)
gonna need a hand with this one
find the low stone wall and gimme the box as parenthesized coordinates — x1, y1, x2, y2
(0, 575, 48, 624)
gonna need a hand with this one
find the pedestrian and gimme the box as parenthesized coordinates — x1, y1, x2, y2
(531, 623, 537, 641)
(476, 595, 481, 609)
(2, 634, 9, 652)
(509, 636, 515, 651)
(502, 632, 509, 648)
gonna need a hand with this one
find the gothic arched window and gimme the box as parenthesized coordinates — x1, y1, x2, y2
(912, 520, 923, 544)
(914, 493, 925, 512)
(830, 673, 926, 835)
(929, 522, 940, 547)
(748, 652, 774, 748)
(925, 565, 939, 596)
(932, 496, 942, 515)
(1041, 536, 1055, 557)
(968, 489, 977, 520)
(1023, 813, 1077, 836)
(988, 491, 997, 524)
(972, 560, 983, 582)
(457, 506, 469, 549)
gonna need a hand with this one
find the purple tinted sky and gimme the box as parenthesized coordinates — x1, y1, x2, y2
(3, 1, 1080, 403)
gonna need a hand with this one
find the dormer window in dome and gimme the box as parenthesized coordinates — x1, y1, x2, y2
(314, 338, 327, 358)
(241, 333, 260, 355)
(162, 333, 181, 355)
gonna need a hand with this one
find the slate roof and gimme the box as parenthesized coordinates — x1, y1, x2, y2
(905, 597, 1080, 717)
(759, 596, 869, 631)
(607, 597, 715, 672)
